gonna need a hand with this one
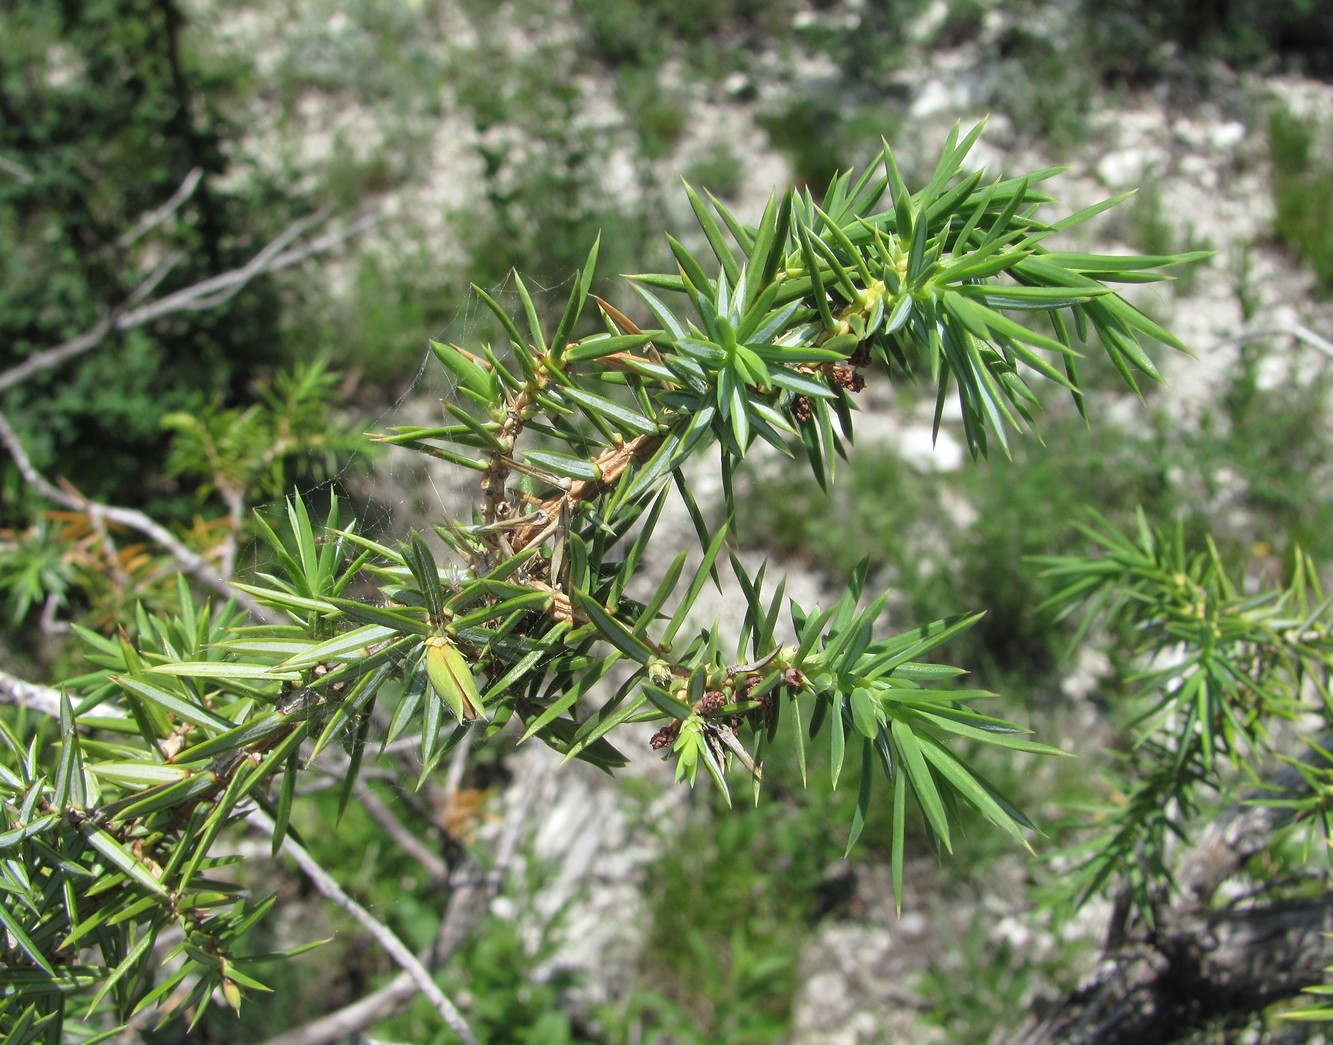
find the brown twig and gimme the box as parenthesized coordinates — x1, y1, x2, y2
(508, 432, 666, 552)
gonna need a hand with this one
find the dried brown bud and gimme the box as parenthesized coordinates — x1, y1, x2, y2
(830, 363, 866, 393)
(649, 720, 681, 750)
(792, 395, 813, 423)
(694, 690, 728, 716)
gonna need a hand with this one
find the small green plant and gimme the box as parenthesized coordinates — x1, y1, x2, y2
(933, 0, 987, 48)
(449, 24, 656, 301)
(1038, 513, 1333, 916)
(428, 905, 583, 1045)
(616, 65, 690, 161)
(1, 125, 1208, 1040)
(0, 360, 371, 642)
(683, 143, 746, 202)
(999, 514, 1333, 1040)
(919, 911, 1090, 1041)
(627, 797, 832, 1041)
(1179, 334, 1333, 566)
(1127, 180, 1174, 258)
(794, 0, 923, 92)
(302, 250, 451, 384)
(572, 0, 793, 69)
(1080, 0, 1333, 79)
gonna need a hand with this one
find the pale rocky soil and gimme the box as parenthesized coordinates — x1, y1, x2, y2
(203, 0, 1333, 1039)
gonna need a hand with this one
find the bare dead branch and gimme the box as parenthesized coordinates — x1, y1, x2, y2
(0, 410, 76, 505)
(0, 252, 181, 396)
(435, 746, 547, 957)
(0, 209, 377, 396)
(0, 155, 33, 183)
(1211, 323, 1333, 362)
(40, 591, 70, 637)
(356, 782, 450, 881)
(139, 209, 328, 314)
(252, 974, 421, 1045)
(117, 167, 204, 248)
(0, 409, 279, 624)
(127, 252, 188, 314)
(0, 668, 126, 719)
(0, 668, 63, 718)
(444, 721, 475, 797)
(247, 806, 480, 1045)
(1016, 897, 1333, 1045)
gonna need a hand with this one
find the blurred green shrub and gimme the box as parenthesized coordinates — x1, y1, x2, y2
(571, 0, 794, 68)
(616, 65, 690, 161)
(1269, 104, 1333, 293)
(757, 92, 905, 195)
(1080, 0, 1333, 81)
(988, 25, 1097, 147)
(683, 144, 747, 201)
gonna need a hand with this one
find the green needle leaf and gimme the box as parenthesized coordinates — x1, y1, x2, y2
(571, 589, 656, 665)
(893, 719, 951, 851)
